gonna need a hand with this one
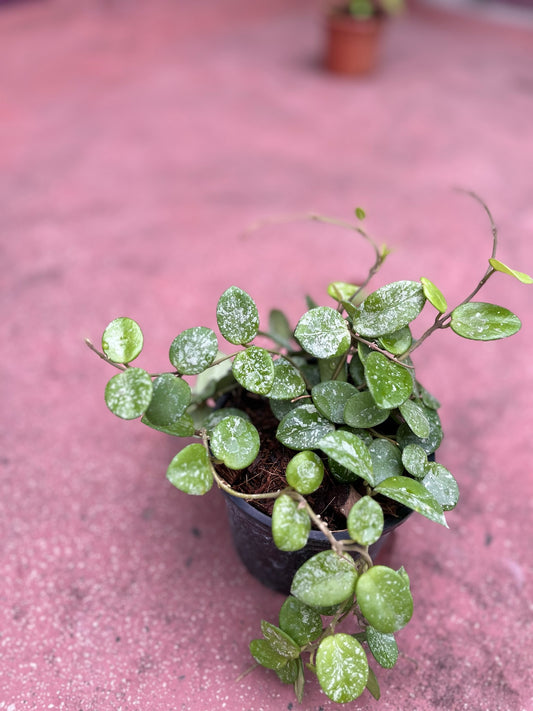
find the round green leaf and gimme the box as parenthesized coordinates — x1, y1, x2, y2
(232, 346, 275, 395)
(269, 358, 306, 400)
(489, 258, 533, 284)
(356, 566, 413, 633)
(203, 407, 251, 432)
(261, 620, 301, 659)
(319, 430, 374, 487)
(169, 327, 218, 375)
(368, 439, 403, 485)
(401, 443, 428, 479)
(312, 381, 358, 424)
(316, 634, 369, 703)
(364, 352, 413, 409)
(343, 391, 390, 429)
(272, 495, 311, 552)
(102, 317, 143, 364)
(142, 412, 195, 437)
(397, 405, 443, 454)
(291, 550, 358, 609)
(166, 443, 213, 495)
(294, 307, 351, 359)
(374, 476, 447, 527)
(216, 286, 259, 345)
(276, 404, 335, 450)
(399, 399, 430, 439)
(450, 302, 521, 341)
(327, 281, 359, 302)
(210, 415, 260, 470)
(347, 496, 384, 546)
(285, 451, 324, 495)
(144, 373, 191, 427)
(422, 462, 459, 511)
(421, 277, 448, 313)
(105, 368, 153, 420)
(366, 626, 398, 669)
(418, 382, 441, 410)
(379, 325, 412, 355)
(353, 281, 426, 338)
(279, 597, 323, 647)
(250, 639, 288, 671)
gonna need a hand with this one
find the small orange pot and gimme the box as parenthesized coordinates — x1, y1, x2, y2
(325, 11, 384, 76)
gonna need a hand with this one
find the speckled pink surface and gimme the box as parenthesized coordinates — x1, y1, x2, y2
(1, 1, 533, 709)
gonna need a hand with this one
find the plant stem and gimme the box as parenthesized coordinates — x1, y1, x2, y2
(85, 338, 127, 371)
(287, 492, 344, 555)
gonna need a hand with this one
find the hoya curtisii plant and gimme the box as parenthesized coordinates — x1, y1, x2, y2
(87, 196, 531, 704)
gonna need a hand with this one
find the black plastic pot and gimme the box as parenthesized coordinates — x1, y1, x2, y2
(223, 492, 412, 595)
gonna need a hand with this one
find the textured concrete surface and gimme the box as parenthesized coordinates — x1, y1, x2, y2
(1, 1, 533, 709)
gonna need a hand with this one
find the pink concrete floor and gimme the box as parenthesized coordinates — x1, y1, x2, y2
(1, 1, 533, 709)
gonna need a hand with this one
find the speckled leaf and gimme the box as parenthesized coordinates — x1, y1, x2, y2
(450, 302, 521, 341)
(421, 277, 448, 313)
(105, 368, 153, 420)
(250, 638, 288, 671)
(294, 307, 351, 359)
(399, 399, 430, 439)
(343, 391, 390, 429)
(316, 634, 369, 703)
(269, 358, 306, 400)
(270, 398, 301, 422)
(232, 346, 275, 395)
(401, 444, 428, 479)
(285, 451, 324, 495)
(210, 415, 260, 469)
(397, 406, 443, 454)
(347, 496, 384, 546)
(102, 317, 143, 364)
(319, 430, 374, 487)
(422, 462, 459, 511)
(261, 620, 301, 659)
(291, 550, 358, 609)
(276, 404, 335, 450)
(356, 566, 413, 633)
(192, 355, 233, 401)
(366, 626, 399, 669)
(268, 309, 294, 349)
(279, 597, 323, 647)
(318, 356, 348, 383)
(144, 373, 191, 426)
(418, 383, 441, 410)
(141, 412, 195, 437)
(166, 443, 213, 495)
(365, 352, 413, 409)
(489, 258, 533, 284)
(312, 381, 358, 424)
(327, 281, 359, 302)
(374, 476, 447, 527)
(203, 407, 250, 432)
(216, 286, 259, 345)
(169, 327, 218, 375)
(353, 281, 426, 338)
(368, 439, 403, 485)
(272, 495, 311, 552)
(276, 658, 299, 684)
(379, 325, 412, 355)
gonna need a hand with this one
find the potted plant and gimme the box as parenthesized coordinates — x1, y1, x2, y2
(325, 0, 404, 75)
(87, 196, 530, 704)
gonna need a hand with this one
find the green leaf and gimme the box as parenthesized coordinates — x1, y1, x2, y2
(250, 639, 288, 671)
(232, 346, 275, 395)
(169, 327, 218, 375)
(210, 415, 260, 469)
(279, 597, 323, 647)
(270, 397, 301, 422)
(366, 665, 381, 700)
(364, 352, 413, 409)
(261, 620, 301, 659)
(327, 281, 359, 302)
(142, 412, 195, 437)
(316, 634, 368, 703)
(368, 439, 403, 485)
(343, 391, 390, 429)
(318, 430, 374, 487)
(285, 451, 324, 495)
(272, 495, 311, 552)
(166, 443, 213, 495)
(216, 286, 259, 345)
(355, 206, 366, 220)
(318, 356, 347, 383)
(397, 405, 443, 454)
(291, 550, 358, 609)
(374, 476, 448, 527)
(276, 404, 335, 450)
(418, 382, 441, 409)
(105, 368, 153, 420)
(191, 354, 233, 401)
(399, 399, 430, 439)
(421, 277, 448, 313)
(144, 374, 191, 427)
(347, 496, 384, 546)
(379, 325, 412, 355)
(401, 443, 428, 479)
(366, 626, 398, 668)
(102, 317, 143, 364)
(268, 309, 294, 349)
(294, 307, 351, 359)
(422, 462, 459, 511)
(203, 407, 251, 432)
(356, 566, 413, 633)
(353, 281, 426, 338)
(348, 353, 365, 385)
(276, 658, 299, 684)
(312, 381, 358, 424)
(450, 302, 521, 341)
(328, 457, 358, 484)
(269, 358, 306, 400)
(489, 258, 533, 284)
(294, 658, 305, 702)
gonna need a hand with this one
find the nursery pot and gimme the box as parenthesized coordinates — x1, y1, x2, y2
(223, 492, 411, 595)
(325, 11, 384, 76)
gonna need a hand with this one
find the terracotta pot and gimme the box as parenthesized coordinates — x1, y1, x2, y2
(325, 11, 384, 76)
